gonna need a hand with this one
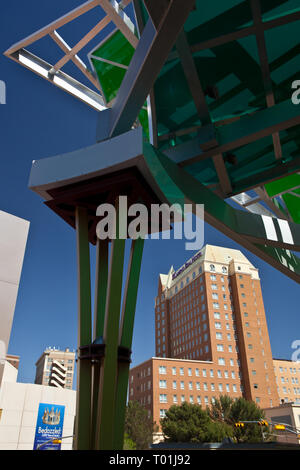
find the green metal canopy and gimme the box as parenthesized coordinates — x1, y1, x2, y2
(87, 0, 300, 220)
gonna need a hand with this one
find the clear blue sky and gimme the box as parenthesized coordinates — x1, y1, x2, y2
(1, 1, 299, 387)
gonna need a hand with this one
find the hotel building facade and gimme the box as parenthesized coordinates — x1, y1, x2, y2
(129, 245, 283, 430)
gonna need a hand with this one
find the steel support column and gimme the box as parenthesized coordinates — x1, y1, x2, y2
(113, 237, 144, 448)
(94, 212, 126, 450)
(74, 206, 93, 450)
(91, 238, 109, 449)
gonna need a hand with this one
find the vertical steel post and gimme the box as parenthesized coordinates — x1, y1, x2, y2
(95, 209, 126, 449)
(74, 206, 92, 450)
(91, 238, 109, 448)
(113, 237, 144, 449)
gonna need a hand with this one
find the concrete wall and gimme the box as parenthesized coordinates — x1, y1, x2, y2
(0, 210, 29, 384)
(1, 361, 18, 384)
(0, 381, 76, 450)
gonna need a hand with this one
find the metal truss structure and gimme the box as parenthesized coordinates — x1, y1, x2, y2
(5, 0, 300, 450)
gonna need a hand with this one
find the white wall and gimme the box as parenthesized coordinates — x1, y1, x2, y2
(1, 361, 18, 384)
(0, 382, 76, 450)
(0, 210, 29, 384)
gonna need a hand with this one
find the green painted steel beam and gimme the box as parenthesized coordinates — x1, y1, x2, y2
(95, 226, 125, 450)
(113, 237, 144, 449)
(91, 238, 109, 449)
(143, 143, 300, 283)
(93, 239, 109, 340)
(74, 206, 92, 450)
(180, 99, 300, 167)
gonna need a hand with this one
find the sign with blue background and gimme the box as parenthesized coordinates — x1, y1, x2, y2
(33, 403, 65, 450)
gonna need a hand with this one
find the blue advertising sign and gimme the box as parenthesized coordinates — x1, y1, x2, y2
(33, 403, 65, 450)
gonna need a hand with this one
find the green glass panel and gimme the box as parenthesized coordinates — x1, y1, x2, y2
(260, 0, 300, 21)
(91, 58, 127, 103)
(282, 192, 300, 224)
(138, 108, 149, 140)
(185, 0, 253, 44)
(90, 30, 136, 103)
(265, 173, 300, 197)
(92, 30, 135, 66)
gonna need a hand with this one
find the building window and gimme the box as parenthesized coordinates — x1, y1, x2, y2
(210, 264, 216, 272)
(172, 367, 176, 375)
(160, 409, 167, 418)
(173, 381, 177, 389)
(180, 367, 184, 376)
(218, 358, 225, 366)
(159, 366, 167, 374)
(159, 394, 167, 403)
(173, 395, 178, 404)
(159, 380, 167, 389)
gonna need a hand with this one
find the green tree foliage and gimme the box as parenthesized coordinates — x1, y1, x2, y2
(123, 433, 136, 450)
(207, 395, 266, 443)
(161, 402, 233, 443)
(125, 401, 158, 450)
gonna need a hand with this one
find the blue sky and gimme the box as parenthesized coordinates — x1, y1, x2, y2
(1, 1, 299, 387)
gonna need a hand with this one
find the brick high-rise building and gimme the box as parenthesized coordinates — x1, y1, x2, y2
(129, 245, 280, 432)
